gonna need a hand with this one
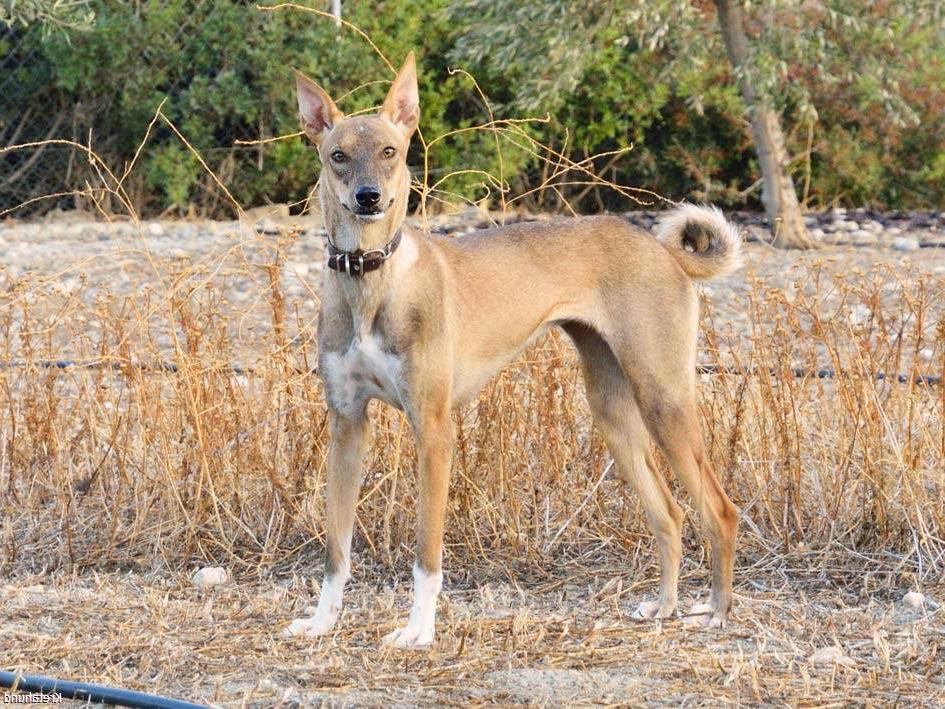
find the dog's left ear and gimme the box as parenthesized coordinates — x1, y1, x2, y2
(381, 52, 420, 139)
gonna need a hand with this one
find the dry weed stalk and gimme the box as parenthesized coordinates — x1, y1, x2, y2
(0, 6, 942, 593)
(1, 256, 942, 582)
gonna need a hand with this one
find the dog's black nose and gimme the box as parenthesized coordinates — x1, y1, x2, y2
(354, 186, 381, 208)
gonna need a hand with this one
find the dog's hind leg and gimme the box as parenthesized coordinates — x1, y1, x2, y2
(612, 330, 738, 628)
(640, 393, 736, 627)
(285, 411, 368, 638)
(564, 322, 684, 619)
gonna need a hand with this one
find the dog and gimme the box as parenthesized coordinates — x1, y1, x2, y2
(285, 52, 741, 648)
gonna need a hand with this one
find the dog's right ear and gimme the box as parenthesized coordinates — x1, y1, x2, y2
(294, 69, 343, 145)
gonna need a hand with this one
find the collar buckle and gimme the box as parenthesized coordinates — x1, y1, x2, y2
(326, 229, 402, 277)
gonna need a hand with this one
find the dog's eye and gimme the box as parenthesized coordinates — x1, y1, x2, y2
(330, 150, 347, 163)
(382, 146, 396, 158)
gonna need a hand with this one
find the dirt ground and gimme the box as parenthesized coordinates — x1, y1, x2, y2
(2, 211, 944, 706)
(2, 558, 943, 706)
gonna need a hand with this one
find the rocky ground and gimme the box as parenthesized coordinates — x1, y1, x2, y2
(3, 206, 944, 291)
(2, 205, 943, 299)
(2, 205, 943, 364)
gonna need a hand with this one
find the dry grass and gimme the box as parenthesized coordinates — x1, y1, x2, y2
(1, 246, 942, 578)
(1, 560, 941, 705)
(1, 225, 943, 704)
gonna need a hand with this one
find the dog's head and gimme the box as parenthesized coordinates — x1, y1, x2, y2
(294, 53, 419, 228)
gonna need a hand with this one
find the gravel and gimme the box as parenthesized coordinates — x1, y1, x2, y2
(2, 208, 944, 359)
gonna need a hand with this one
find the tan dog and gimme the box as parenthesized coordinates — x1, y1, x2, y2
(285, 53, 741, 647)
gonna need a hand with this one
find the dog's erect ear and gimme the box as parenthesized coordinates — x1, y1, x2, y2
(380, 52, 420, 138)
(294, 69, 343, 145)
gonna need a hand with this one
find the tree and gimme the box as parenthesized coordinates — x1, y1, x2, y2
(714, 0, 812, 248)
(449, 1, 939, 249)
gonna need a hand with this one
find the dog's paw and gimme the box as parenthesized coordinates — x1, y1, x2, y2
(631, 599, 676, 620)
(683, 602, 726, 628)
(283, 613, 336, 638)
(382, 622, 434, 649)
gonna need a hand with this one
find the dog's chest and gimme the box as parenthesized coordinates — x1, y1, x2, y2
(321, 334, 404, 415)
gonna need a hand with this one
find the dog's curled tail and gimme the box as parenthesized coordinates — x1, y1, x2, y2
(655, 203, 743, 280)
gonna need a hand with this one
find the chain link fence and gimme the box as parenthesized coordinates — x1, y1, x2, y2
(1, 1, 329, 219)
(1, 22, 69, 215)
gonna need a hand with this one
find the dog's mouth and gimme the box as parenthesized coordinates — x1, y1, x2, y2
(344, 199, 394, 222)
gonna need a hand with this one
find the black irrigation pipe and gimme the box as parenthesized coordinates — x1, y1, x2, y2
(0, 670, 207, 708)
(0, 359, 940, 386)
(0, 358, 256, 375)
(695, 363, 941, 386)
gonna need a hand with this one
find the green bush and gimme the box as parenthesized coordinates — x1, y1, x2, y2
(4, 0, 944, 216)
(9, 0, 526, 216)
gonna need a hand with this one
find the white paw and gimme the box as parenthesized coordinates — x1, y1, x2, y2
(632, 600, 674, 620)
(382, 622, 435, 649)
(283, 613, 337, 638)
(683, 602, 725, 628)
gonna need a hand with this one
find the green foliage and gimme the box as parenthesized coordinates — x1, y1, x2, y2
(13, 0, 530, 215)
(146, 143, 199, 209)
(448, 0, 945, 210)
(0, 0, 93, 36)
(7, 0, 945, 214)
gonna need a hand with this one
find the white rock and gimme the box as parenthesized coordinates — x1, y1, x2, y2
(810, 646, 854, 666)
(147, 222, 164, 236)
(809, 228, 825, 239)
(287, 261, 310, 278)
(192, 566, 228, 589)
(890, 237, 919, 252)
(863, 220, 884, 234)
(849, 229, 877, 244)
(850, 304, 873, 326)
(903, 591, 925, 609)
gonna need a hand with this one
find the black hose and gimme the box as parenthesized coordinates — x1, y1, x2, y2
(0, 671, 207, 708)
(0, 359, 940, 386)
(694, 363, 941, 386)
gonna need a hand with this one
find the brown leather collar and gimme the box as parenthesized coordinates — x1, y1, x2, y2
(326, 229, 402, 276)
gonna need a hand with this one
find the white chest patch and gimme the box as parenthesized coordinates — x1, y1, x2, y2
(322, 335, 404, 415)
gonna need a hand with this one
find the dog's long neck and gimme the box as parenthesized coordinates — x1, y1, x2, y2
(319, 184, 410, 339)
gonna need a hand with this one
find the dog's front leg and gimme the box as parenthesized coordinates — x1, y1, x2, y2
(286, 411, 368, 638)
(383, 398, 453, 648)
